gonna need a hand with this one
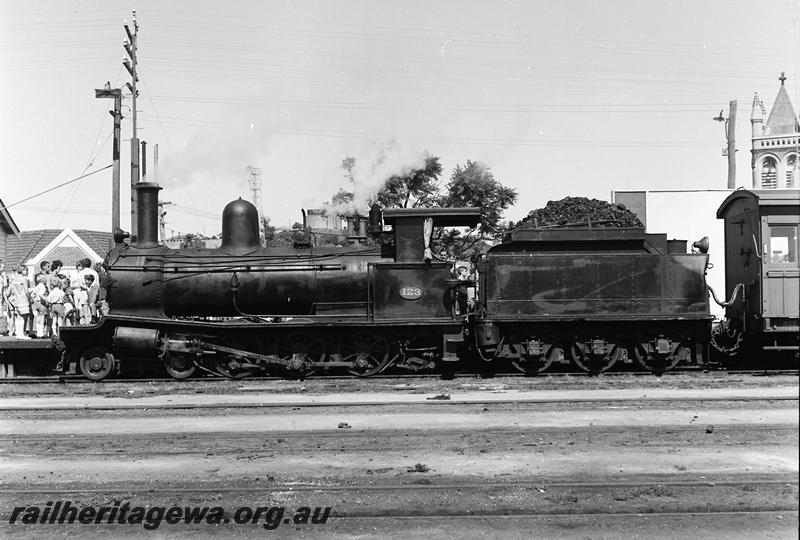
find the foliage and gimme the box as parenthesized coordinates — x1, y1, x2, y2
(331, 188, 353, 206)
(440, 160, 517, 237)
(330, 158, 356, 206)
(432, 161, 517, 260)
(261, 216, 276, 244)
(179, 234, 206, 249)
(375, 155, 442, 208)
(329, 155, 516, 261)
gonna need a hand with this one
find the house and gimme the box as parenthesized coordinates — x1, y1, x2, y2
(4, 228, 113, 280)
(0, 198, 21, 264)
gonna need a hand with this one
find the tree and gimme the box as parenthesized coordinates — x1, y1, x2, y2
(261, 216, 276, 244)
(436, 161, 517, 259)
(440, 161, 517, 237)
(326, 155, 516, 260)
(375, 155, 442, 208)
(180, 233, 206, 249)
(331, 188, 353, 206)
(331, 158, 356, 206)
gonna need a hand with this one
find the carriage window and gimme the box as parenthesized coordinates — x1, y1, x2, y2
(768, 226, 798, 263)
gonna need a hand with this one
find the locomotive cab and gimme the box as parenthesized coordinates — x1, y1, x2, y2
(375, 208, 481, 320)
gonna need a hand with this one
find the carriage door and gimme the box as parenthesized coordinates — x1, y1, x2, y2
(761, 217, 800, 319)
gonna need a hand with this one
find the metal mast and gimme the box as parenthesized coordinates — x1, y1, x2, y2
(123, 11, 140, 240)
(247, 166, 264, 242)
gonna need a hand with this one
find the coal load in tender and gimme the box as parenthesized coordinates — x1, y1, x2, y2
(516, 197, 644, 229)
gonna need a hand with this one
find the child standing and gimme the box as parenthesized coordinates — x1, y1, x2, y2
(0, 260, 8, 336)
(7, 267, 32, 339)
(31, 274, 50, 337)
(61, 277, 76, 327)
(47, 275, 65, 336)
(83, 274, 99, 324)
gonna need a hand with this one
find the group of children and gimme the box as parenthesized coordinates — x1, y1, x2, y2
(0, 258, 106, 339)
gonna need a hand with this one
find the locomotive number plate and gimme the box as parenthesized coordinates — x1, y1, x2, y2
(399, 285, 424, 300)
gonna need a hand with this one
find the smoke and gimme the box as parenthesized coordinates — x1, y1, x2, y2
(158, 120, 270, 190)
(154, 114, 429, 229)
(328, 139, 429, 216)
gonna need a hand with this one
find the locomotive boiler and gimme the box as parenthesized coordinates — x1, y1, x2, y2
(59, 182, 481, 380)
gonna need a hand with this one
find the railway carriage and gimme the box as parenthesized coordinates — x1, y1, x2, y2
(714, 189, 800, 357)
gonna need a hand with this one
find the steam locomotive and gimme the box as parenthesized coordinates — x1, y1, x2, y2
(57, 183, 798, 380)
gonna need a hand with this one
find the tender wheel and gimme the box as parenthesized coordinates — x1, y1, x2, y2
(511, 344, 563, 375)
(338, 331, 391, 377)
(164, 354, 196, 379)
(79, 345, 115, 381)
(571, 339, 621, 375)
(634, 339, 686, 374)
(276, 331, 326, 379)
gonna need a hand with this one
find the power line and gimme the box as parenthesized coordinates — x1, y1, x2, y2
(0, 165, 113, 213)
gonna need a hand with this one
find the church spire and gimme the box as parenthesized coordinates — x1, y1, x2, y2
(764, 73, 798, 136)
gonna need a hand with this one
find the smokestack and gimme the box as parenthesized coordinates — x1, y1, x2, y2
(134, 182, 162, 248)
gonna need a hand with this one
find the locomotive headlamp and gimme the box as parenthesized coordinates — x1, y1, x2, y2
(692, 237, 709, 254)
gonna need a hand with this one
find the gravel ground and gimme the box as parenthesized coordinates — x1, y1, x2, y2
(1, 372, 796, 399)
(1, 377, 797, 538)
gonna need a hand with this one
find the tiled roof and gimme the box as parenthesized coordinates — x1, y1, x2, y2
(75, 229, 114, 256)
(4, 230, 59, 268)
(3, 229, 113, 268)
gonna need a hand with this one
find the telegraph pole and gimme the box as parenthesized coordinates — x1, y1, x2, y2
(714, 100, 738, 189)
(123, 11, 140, 240)
(726, 100, 737, 189)
(94, 83, 122, 235)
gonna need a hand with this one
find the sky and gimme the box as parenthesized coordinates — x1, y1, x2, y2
(1, 0, 799, 237)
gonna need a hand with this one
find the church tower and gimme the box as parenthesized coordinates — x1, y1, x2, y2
(751, 73, 799, 189)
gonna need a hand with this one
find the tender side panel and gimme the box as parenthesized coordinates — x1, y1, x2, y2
(484, 253, 710, 320)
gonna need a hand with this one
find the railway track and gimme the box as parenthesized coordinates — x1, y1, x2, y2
(1, 368, 797, 384)
(2, 478, 797, 495)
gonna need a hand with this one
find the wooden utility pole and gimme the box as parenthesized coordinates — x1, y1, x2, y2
(726, 100, 737, 189)
(94, 84, 123, 236)
(123, 11, 140, 240)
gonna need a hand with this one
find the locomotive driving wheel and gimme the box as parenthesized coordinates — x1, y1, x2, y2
(163, 353, 196, 380)
(215, 332, 265, 379)
(79, 345, 116, 381)
(337, 331, 391, 377)
(276, 331, 326, 379)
